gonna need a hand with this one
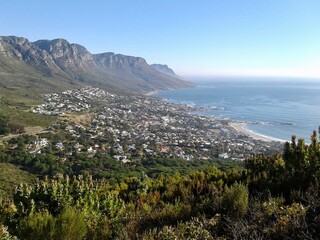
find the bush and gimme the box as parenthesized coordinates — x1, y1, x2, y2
(18, 211, 56, 240)
(222, 183, 248, 219)
(18, 207, 87, 240)
(0, 224, 17, 240)
(141, 217, 218, 240)
(54, 207, 87, 240)
(0, 115, 10, 135)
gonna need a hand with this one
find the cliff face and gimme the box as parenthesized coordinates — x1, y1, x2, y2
(0, 36, 195, 95)
(0, 36, 61, 73)
(151, 64, 180, 78)
(34, 39, 97, 70)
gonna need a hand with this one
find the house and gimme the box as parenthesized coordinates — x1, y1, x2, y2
(145, 149, 154, 155)
(113, 155, 127, 161)
(218, 153, 229, 159)
(34, 138, 48, 148)
(160, 146, 170, 154)
(55, 142, 64, 150)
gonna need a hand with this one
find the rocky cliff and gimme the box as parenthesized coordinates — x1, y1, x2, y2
(0, 36, 194, 96)
(151, 64, 180, 78)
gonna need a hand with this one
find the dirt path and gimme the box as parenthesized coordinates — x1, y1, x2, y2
(0, 126, 50, 142)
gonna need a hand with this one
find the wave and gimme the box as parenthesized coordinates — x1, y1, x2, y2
(243, 125, 287, 142)
(248, 121, 273, 126)
(277, 122, 295, 126)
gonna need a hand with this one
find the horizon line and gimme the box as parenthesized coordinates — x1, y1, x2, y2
(177, 69, 320, 80)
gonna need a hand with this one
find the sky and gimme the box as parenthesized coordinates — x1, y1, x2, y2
(1, 0, 320, 78)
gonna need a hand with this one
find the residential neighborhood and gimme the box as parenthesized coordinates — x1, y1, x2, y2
(29, 87, 282, 163)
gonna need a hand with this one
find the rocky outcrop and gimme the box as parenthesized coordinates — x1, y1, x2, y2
(0, 36, 61, 73)
(34, 39, 97, 70)
(151, 64, 180, 78)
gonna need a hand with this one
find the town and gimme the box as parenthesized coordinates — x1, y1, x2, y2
(29, 86, 282, 163)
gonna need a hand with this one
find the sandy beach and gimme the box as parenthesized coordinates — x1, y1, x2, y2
(228, 122, 285, 142)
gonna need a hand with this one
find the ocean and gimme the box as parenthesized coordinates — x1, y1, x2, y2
(155, 77, 320, 143)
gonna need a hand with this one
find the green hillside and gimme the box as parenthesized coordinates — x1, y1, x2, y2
(0, 55, 82, 105)
(0, 163, 36, 197)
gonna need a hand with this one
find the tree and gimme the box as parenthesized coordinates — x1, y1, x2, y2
(0, 115, 10, 135)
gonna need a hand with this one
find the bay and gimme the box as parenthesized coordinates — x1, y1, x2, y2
(155, 77, 320, 143)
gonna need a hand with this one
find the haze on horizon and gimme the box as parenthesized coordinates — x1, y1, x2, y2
(1, 0, 320, 79)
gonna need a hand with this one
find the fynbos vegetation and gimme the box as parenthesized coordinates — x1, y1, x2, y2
(1, 132, 320, 239)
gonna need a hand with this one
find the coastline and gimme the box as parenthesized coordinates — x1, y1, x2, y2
(149, 85, 286, 143)
(145, 84, 198, 97)
(145, 90, 159, 96)
(228, 122, 286, 143)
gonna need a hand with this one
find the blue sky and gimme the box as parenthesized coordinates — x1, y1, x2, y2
(1, 0, 320, 77)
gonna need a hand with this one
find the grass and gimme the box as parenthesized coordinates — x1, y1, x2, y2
(0, 163, 37, 197)
(0, 102, 56, 128)
(0, 55, 85, 105)
(0, 56, 86, 129)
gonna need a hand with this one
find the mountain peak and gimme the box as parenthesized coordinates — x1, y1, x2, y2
(51, 38, 69, 43)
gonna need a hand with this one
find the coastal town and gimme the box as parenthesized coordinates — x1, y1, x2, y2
(28, 86, 282, 163)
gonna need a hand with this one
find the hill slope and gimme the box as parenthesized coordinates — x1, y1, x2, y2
(0, 163, 36, 197)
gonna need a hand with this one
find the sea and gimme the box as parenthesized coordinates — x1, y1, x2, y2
(155, 77, 320, 143)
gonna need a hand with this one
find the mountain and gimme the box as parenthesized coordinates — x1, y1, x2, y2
(151, 64, 180, 78)
(0, 36, 195, 101)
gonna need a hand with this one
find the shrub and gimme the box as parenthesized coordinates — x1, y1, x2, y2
(175, 217, 214, 240)
(0, 224, 17, 240)
(18, 207, 87, 240)
(54, 207, 87, 240)
(222, 183, 248, 218)
(267, 203, 308, 238)
(140, 217, 218, 240)
(18, 211, 56, 240)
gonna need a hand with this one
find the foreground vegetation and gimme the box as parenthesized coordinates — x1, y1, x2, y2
(1, 131, 320, 239)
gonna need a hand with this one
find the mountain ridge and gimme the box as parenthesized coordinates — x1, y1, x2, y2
(0, 36, 194, 99)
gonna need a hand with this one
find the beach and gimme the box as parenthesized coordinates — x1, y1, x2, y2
(228, 122, 285, 142)
(155, 80, 320, 143)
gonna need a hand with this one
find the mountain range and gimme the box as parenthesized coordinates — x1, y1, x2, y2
(0, 36, 194, 102)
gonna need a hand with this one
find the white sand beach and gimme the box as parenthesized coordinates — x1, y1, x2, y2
(229, 122, 285, 142)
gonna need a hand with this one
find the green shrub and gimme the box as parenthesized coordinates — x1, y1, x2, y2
(86, 215, 112, 240)
(18, 211, 56, 240)
(267, 203, 307, 238)
(222, 183, 248, 218)
(157, 226, 177, 240)
(54, 207, 87, 240)
(18, 207, 87, 240)
(176, 217, 214, 240)
(141, 217, 217, 240)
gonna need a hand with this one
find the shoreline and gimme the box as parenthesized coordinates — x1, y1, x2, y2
(148, 86, 287, 143)
(145, 84, 197, 97)
(228, 122, 286, 142)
